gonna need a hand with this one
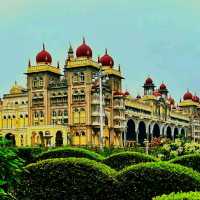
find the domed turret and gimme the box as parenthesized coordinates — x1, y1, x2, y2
(76, 37, 92, 58)
(99, 49, 114, 67)
(183, 90, 193, 100)
(36, 44, 52, 64)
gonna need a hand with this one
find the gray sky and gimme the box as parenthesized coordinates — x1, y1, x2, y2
(0, 0, 200, 101)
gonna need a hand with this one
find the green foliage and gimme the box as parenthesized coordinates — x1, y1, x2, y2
(0, 138, 12, 147)
(102, 151, 156, 170)
(153, 192, 200, 200)
(35, 147, 104, 162)
(16, 157, 117, 200)
(0, 192, 16, 200)
(15, 147, 43, 164)
(169, 153, 200, 172)
(0, 148, 24, 193)
(116, 162, 200, 200)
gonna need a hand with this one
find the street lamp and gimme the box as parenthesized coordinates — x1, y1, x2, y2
(92, 67, 109, 151)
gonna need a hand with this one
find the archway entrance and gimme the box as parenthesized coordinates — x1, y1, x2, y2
(138, 121, 146, 145)
(180, 128, 186, 139)
(166, 126, 172, 139)
(126, 119, 136, 141)
(55, 131, 63, 146)
(5, 133, 16, 146)
(153, 123, 160, 138)
(174, 127, 179, 139)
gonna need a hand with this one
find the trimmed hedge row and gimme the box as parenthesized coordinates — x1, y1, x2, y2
(116, 162, 200, 200)
(16, 158, 117, 200)
(102, 151, 157, 170)
(153, 192, 200, 200)
(16, 147, 43, 164)
(169, 153, 200, 172)
(35, 147, 104, 162)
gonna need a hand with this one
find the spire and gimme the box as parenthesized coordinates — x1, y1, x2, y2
(28, 59, 31, 67)
(83, 36, 85, 44)
(118, 64, 121, 72)
(15, 81, 17, 85)
(57, 61, 60, 68)
(97, 55, 100, 63)
(43, 43, 45, 51)
(105, 48, 108, 55)
(68, 43, 73, 54)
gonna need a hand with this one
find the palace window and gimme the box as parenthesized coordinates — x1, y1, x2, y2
(80, 72, 85, 83)
(40, 111, 44, 118)
(73, 72, 79, 83)
(39, 77, 43, 87)
(52, 111, 57, 117)
(64, 110, 68, 116)
(80, 108, 86, 124)
(73, 108, 79, 124)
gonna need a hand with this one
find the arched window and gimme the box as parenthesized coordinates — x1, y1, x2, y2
(58, 110, 63, 116)
(39, 77, 43, 87)
(73, 108, 79, 124)
(80, 108, 86, 124)
(73, 72, 79, 83)
(80, 72, 85, 82)
(81, 131, 85, 136)
(34, 112, 38, 118)
(75, 132, 80, 136)
(64, 110, 67, 116)
(40, 111, 44, 118)
(33, 77, 38, 88)
(52, 110, 57, 117)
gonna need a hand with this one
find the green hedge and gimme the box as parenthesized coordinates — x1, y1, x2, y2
(102, 151, 156, 170)
(35, 147, 104, 162)
(116, 162, 200, 200)
(153, 192, 200, 200)
(15, 147, 43, 164)
(16, 158, 117, 200)
(169, 153, 200, 172)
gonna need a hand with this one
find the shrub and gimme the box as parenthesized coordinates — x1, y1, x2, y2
(0, 148, 24, 193)
(153, 192, 200, 200)
(116, 162, 200, 200)
(102, 151, 156, 170)
(169, 153, 200, 172)
(16, 158, 117, 200)
(0, 192, 15, 200)
(15, 147, 43, 164)
(35, 147, 104, 162)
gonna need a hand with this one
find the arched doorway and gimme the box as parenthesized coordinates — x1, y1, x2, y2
(153, 123, 160, 138)
(126, 119, 136, 141)
(174, 127, 179, 139)
(55, 131, 63, 147)
(138, 121, 146, 145)
(5, 133, 16, 146)
(39, 131, 44, 146)
(166, 126, 172, 139)
(31, 132, 37, 146)
(180, 128, 186, 139)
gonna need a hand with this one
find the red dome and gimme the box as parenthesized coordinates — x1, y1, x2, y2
(153, 90, 161, 97)
(99, 49, 114, 67)
(145, 77, 153, 85)
(76, 38, 92, 58)
(159, 83, 167, 90)
(183, 91, 193, 100)
(192, 95, 199, 102)
(124, 91, 130, 96)
(36, 44, 52, 64)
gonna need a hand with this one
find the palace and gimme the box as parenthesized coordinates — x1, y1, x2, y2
(1, 38, 200, 147)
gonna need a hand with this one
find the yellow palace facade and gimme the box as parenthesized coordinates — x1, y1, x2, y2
(1, 39, 200, 147)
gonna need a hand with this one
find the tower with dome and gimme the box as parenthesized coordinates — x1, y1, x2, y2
(0, 38, 200, 147)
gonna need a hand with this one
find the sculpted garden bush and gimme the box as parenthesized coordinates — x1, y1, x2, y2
(116, 162, 200, 200)
(35, 147, 104, 162)
(16, 157, 117, 200)
(102, 151, 156, 170)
